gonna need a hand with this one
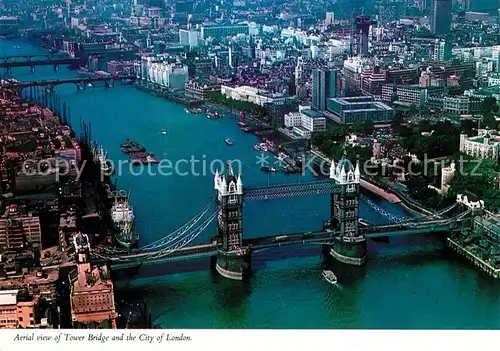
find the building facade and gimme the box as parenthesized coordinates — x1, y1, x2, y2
(284, 109, 326, 139)
(430, 0, 452, 35)
(460, 130, 500, 161)
(138, 56, 188, 90)
(312, 69, 337, 111)
(327, 96, 394, 124)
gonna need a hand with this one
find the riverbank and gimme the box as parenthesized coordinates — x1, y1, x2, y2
(447, 238, 500, 279)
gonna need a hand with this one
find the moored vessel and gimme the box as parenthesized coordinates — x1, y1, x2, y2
(261, 166, 277, 172)
(115, 221, 139, 249)
(121, 139, 146, 154)
(91, 141, 114, 174)
(322, 270, 338, 284)
(111, 193, 135, 233)
(225, 138, 233, 146)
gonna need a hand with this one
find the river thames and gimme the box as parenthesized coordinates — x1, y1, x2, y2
(2, 38, 500, 329)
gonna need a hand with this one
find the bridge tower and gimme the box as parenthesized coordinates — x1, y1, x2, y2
(328, 153, 367, 265)
(213, 162, 251, 280)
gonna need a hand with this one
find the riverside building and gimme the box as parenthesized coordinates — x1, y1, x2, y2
(460, 130, 500, 162)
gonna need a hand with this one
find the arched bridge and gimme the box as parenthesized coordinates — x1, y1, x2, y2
(1, 75, 136, 94)
(87, 160, 484, 280)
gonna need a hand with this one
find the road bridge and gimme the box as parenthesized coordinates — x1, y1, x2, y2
(1, 75, 136, 94)
(84, 156, 483, 280)
(0, 57, 84, 75)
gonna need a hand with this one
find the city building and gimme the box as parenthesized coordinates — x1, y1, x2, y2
(443, 96, 481, 115)
(360, 66, 387, 97)
(355, 16, 374, 57)
(381, 84, 435, 107)
(460, 130, 500, 161)
(432, 39, 452, 62)
(263, 99, 299, 128)
(0, 214, 42, 251)
(138, 57, 188, 90)
(326, 96, 394, 124)
(312, 69, 337, 112)
(179, 29, 199, 49)
(220, 86, 287, 106)
(284, 109, 326, 139)
(184, 81, 221, 100)
(430, 0, 452, 36)
(0, 290, 36, 329)
(69, 233, 118, 328)
(200, 24, 249, 39)
(0, 16, 19, 35)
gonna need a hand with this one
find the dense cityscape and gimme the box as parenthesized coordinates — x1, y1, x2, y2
(0, 0, 498, 330)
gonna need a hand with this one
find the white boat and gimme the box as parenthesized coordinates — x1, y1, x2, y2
(160, 129, 167, 135)
(111, 195, 135, 231)
(225, 138, 233, 146)
(322, 270, 337, 284)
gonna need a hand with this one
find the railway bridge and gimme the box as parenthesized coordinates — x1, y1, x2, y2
(88, 156, 484, 280)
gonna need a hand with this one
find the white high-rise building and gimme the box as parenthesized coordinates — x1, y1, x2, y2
(325, 12, 334, 25)
(140, 57, 189, 90)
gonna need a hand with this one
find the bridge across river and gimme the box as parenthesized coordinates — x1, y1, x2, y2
(1, 75, 136, 93)
(85, 158, 483, 279)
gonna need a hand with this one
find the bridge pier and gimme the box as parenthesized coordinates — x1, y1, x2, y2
(53, 65, 58, 72)
(327, 237, 367, 266)
(30, 65, 35, 73)
(214, 249, 252, 280)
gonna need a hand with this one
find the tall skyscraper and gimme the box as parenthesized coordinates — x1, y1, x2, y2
(430, 0, 452, 36)
(312, 69, 337, 111)
(355, 16, 375, 57)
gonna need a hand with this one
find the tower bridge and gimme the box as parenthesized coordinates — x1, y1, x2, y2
(89, 156, 483, 280)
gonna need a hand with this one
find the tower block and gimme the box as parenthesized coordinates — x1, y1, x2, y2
(213, 162, 251, 280)
(328, 154, 367, 265)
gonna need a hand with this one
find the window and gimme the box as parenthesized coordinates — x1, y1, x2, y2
(18, 317, 23, 322)
(29, 313, 33, 318)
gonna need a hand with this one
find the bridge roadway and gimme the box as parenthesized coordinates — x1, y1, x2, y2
(244, 179, 340, 200)
(103, 217, 462, 270)
(0, 58, 83, 68)
(96, 243, 219, 270)
(1, 75, 136, 89)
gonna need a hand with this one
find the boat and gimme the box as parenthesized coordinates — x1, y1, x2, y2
(185, 107, 202, 114)
(111, 194, 135, 233)
(114, 221, 139, 249)
(322, 270, 338, 284)
(261, 166, 277, 172)
(92, 142, 113, 174)
(121, 140, 146, 154)
(130, 152, 160, 165)
(160, 129, 167, 135)
(225, 138, 233, 146)
(253, 143, 261, 151)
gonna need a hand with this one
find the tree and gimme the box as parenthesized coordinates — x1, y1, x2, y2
(362, 120, 374, 135)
